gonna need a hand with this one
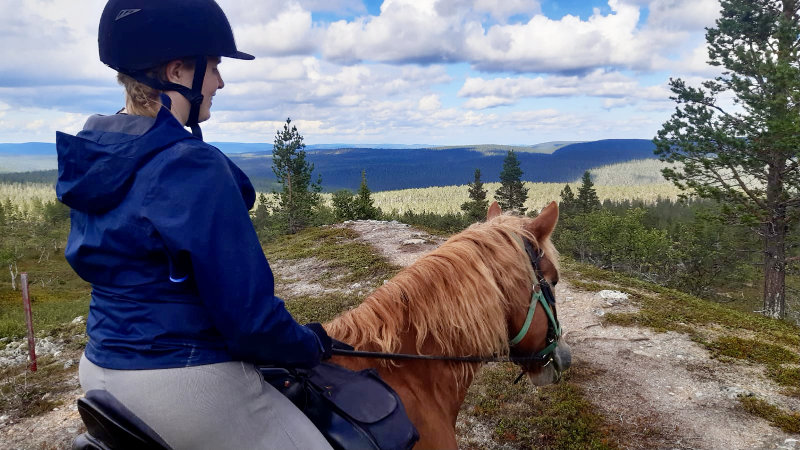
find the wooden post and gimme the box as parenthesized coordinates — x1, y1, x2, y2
(20, 273, 36, 372)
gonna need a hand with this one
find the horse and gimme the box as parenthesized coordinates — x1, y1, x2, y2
(325, 201, 570, 449)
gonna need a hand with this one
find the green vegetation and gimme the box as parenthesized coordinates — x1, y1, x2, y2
(495, 150, 528, 215)
(576, 171, 601, 214)
(655, 0, 800, 319)
(0, 197, 89, 339)
(462, 364, 617, 449)
(0, 355, 77, 418)
(461, 168, 489, 223)
(331, 170, 381, 221)
(565, 256, 800, 420)
(263, 227, 401, 285)
(271, 118, 322, 234)
(0, 190, 89, 422)
(739, 396, 800, 434)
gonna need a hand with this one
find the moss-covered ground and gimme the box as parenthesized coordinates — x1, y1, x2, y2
(563, 257, 800, 433)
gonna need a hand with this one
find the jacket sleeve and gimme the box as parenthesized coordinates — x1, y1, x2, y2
(142, 143, 323, 367)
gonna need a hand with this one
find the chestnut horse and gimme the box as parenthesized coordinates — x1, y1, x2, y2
(325, 201, 570, 449)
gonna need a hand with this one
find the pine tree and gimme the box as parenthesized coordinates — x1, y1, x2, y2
(654, 0, 800, 318)
(271, 118, 321, 234)
(495, 151, 528, 214)
(461, 168, 489, 222)
(576, 172, 601, 213)
(354, 170, 380, 220)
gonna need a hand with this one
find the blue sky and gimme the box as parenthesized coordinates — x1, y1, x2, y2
(0, 0, 722, 145)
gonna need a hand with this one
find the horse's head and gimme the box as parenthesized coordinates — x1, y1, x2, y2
(487, 201, 571, 386)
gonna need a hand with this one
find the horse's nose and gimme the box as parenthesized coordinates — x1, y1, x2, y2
(553, 342, 571, 372)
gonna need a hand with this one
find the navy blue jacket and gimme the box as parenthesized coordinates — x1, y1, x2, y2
(56, 108, 322, 370)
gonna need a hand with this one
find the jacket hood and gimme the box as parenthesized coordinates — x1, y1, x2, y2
(56, 108, 194, 213)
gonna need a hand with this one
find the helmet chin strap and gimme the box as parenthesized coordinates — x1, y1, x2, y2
(128, 55, 208, 140)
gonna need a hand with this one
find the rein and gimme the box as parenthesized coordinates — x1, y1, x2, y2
(330, 348, 550, 364)
(332, 232, 561, 369)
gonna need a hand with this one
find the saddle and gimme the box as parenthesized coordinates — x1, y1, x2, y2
(260, 362, 419, 450)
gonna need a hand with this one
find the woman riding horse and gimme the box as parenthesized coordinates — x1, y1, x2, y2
(57, 1, 334, 448)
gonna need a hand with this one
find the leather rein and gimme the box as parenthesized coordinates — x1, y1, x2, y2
(331, 233, 562, 367)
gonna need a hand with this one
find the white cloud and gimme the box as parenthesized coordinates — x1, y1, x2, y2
(232, 3, 321, 56)
(418, 94, 442, 111)
(323, 0, 468, 64)
(0, 0, 110, 88)
(319, 0, 719, 74)
(641, 0, 720, 31)
(458, 70, 672, 109)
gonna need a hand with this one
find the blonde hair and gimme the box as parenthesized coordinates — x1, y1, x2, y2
(116, 58, 196, 117)
(117, 72, 162, 117)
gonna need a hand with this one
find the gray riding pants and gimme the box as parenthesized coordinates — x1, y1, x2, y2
(79, 354, 333, 450)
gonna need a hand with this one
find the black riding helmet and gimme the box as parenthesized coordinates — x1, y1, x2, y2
(98, 0, 254, 138)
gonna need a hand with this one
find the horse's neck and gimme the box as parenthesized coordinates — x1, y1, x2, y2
(329, 324, 479, 433)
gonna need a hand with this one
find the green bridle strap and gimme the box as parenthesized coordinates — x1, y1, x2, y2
(509, 289, 543, 346)
(508, 233, 561, 349)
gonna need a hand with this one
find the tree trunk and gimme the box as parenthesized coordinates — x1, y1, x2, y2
(287, 172, 294, 234)
(9, 263, 16, 290)
(763, 218, 787, 319)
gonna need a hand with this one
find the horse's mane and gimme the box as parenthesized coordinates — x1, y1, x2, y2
(327, 214, 558, 367)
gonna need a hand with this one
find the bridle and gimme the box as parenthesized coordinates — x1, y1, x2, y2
(508, 233, 563, 381)
(331, 233, 564, 376)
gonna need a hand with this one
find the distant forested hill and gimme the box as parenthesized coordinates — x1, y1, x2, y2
(229, 139, 657, 191)
(0, 139, 656, 192)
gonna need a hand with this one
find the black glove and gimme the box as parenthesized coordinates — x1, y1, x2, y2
(305, 322, 332, 360)
(331, 338, 354, 351)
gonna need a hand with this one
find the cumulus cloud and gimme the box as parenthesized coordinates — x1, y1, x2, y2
(458, 70, 672, 109)
(321, 0, 719, 74)
(0, 0, 110, 88)
(323, 1, 468, 65)
(0, 0, 723, 144)
(229, 2, 322, 57)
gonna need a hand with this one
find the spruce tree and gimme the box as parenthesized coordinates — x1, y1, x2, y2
(559, 184, 577, 215)
(354, 170, 380, 220)
(495, 151, 528, 214)
(271, 118, 321, 234)
(576, 172, 601, 213)
(332, 190, 357, 221)
(461, 168, 489, 222)
(654, 0, 800, 318)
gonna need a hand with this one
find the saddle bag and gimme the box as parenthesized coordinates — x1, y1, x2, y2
(259, 363, 419, 450)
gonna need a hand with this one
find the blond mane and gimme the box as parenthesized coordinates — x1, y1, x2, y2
(326, 215, 558, 367)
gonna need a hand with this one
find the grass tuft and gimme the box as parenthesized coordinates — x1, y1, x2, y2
(463, 364, 617, 449)
(264, 227, 401, 284)
(707, 336, 799, 366)
(738, 396, 800, 434)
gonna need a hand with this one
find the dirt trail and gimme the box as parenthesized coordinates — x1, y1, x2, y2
(343, 220, 800, 450)
(2, 219, 798, 449)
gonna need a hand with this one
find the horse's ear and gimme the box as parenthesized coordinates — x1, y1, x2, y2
(526, 201, 558, 240)
(487, 201, 501, 221)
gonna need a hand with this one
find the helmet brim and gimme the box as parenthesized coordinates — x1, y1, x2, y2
(226, 50, 255, 61)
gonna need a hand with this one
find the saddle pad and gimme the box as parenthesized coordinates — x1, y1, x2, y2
(309, 363, 398, 423)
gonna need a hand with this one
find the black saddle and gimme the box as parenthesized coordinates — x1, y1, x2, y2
(72, 390, 171, 450)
